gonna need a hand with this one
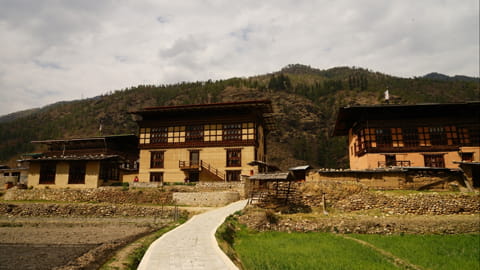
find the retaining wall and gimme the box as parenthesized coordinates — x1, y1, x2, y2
(3, 187, 172, 204)
(173, 192, 240, 207)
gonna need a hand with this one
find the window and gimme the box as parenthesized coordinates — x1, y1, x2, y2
(375, 128, 392, 148)
(385, 155, 396, 166)
(226, 149, 242, 167)
(223, 123, 242, 141)
(391, 128, 403, 147)
(68, 162, 86, 184)
(424, 154, 445, 168)
(150, 151, 164, 168)
(460, 152, 474, 162)
(186, 125, 204, 141)
(429, 127, 447, 146)
(403, 128, 419, 147)
(39, 162, 56, 184)
(226, 170, 241, 181)
(445, 126, 459, 145)
(151, 127, 168, 144)
(242, 122, 255, 140)
(150, 172, 163, 182)
(167, 126, 186, 143)
(100, 161, 119, 181)
(205, 124, 222, 142)
(418, 127, 431, 146)
(458, 127, 470, 144)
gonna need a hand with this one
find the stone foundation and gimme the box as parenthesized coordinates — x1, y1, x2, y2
(173, 192, 240, 207)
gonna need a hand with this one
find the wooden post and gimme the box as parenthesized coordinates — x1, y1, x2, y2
(322, 192, 328, 215)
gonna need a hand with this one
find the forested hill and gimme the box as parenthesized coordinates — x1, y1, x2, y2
(1, 64, 479, 169)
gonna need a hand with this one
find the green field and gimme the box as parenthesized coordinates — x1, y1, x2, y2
(233, 230, 480, 270)
(351, 234, 480, 270)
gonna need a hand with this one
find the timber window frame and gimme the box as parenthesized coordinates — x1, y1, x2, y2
(185, 125, 204, 142)
(375, 128, 392, 148)
(226, 149, 242, 167)
(223, 123, 242, 141)
(226, 170, 241, 181)
(68, 162, 86, 184)
(39, 162, 56, 184)
(424, 154, 445, 168)
(150, 127, 168, 144)
(150, 151, 165, 168)
(150, 172, 164, 182)
(100, 161, 119, 181)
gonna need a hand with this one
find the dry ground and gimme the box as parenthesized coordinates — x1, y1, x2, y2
(0, 216, 170, 270)
(0, 204, 213, 270)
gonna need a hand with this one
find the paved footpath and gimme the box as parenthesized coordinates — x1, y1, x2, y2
(138, 200, 247, 270)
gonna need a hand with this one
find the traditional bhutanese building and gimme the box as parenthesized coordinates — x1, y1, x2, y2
(332, 102, 480, 171)
(23, 135, 139, 188)
(130, 100, 274, 183)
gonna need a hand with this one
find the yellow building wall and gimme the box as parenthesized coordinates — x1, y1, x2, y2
(28, 161, 101, 189)
(138, 146, 257, 183)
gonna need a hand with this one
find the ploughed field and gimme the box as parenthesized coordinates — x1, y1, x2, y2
(0, 202, 180, 270)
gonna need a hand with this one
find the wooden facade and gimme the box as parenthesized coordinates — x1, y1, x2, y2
(131, 100, 274, 183)
(24, 135, 139, 188)
(333, 102, 480, 170)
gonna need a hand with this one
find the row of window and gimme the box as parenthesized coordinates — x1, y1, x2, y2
(150, 149, 242, 168)
(148, 170, 241, 183)
(38, 161, 119, 185)
(355, 126, 478, 153)
(139, 123, 256, 144)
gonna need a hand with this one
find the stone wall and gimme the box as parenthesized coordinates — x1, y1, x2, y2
(311, 169, 466, 191)
(3, 187, 172, 204)
(161, 182, 245, 197)
(334, 192, 480, 215)
(0, 202, 183, 218)
(173, 192, 240, 207)
(297, 180, 365, 207)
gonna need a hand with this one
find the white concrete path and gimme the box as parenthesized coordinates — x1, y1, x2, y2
(138, 200, 247, 270)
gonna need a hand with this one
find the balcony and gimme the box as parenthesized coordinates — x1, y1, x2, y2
(178, 160, 200, 170)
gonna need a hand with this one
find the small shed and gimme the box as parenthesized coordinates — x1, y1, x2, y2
(246, 172, 296, 206)
(288, 165, 312, 181)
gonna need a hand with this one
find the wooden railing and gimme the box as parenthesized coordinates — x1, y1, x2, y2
(378, 160, 411, 168)
(178, 160, 200, 169)
(178, 160, 225, 181)
(200, 160, 225, 181)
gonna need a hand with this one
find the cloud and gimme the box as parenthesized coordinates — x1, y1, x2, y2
(0, 0, 478, 116)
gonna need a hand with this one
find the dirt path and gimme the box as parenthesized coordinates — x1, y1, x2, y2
(339, 235, 425, 270)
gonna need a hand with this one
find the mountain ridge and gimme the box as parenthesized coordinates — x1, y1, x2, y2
(1, 64, 478, 170)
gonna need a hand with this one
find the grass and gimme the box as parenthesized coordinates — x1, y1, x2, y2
(229, 218, 480, 270)
(234, 230, 398, 270)
(351, 234, 480, 270)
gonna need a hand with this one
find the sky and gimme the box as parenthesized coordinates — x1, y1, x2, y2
(0, 0, 478, 117)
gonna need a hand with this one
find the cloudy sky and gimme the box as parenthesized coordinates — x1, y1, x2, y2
(0, 0, 478, 116)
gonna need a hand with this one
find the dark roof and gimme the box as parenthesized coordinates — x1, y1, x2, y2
(332, 102, 480, 136)
(32, 134, 137, 144)
(27, 154, 120, 162)
(288, 165, 312, 171)
(249, 172, 294, 181)
(131, 100, 273, 114)
(131, 100, 276, 132)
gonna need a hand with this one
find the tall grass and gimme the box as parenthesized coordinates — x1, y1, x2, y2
(351, 234, 480, 270)
(234, 230, 399, 270)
